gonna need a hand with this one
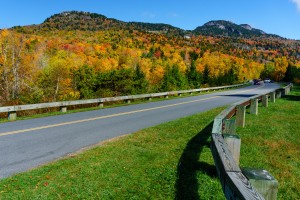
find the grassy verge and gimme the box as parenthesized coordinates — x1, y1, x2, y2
(238, 84, 300, 199)
(0, 107, 225, 200)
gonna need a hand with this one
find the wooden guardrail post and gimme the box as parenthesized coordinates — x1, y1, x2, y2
(242, 168, 278, 200)
(8, 111, 17, 121)
(276, 90, 282, 99)
(60, 106, 67, 113)
(236, 105, 246, 127)
(250, 98, 258, 115)
(223, 134, 241, 165)
(262, 95, 268, 107)
(284, 88, 287, 96)
(270, 92, 276, 103)
(98, 103, 104, 108)
(212, 118, 223, 134)
(223, 119, 236, 134)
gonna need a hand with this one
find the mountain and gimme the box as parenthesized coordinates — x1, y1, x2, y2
(193, 20, 280, 38)
(18, 11, 185, 36)
(12, 11, 282, 39)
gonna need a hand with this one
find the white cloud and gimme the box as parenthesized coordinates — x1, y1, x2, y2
(292, 0, 300, 11)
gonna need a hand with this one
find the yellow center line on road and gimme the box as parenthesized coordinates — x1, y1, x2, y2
(0, 85, 263, 137)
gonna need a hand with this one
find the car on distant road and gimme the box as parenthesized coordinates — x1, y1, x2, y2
(264, 78, 272, 83)
(253, 79, 263, 85)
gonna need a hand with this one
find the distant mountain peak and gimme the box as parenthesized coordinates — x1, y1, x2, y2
(193, 20, 274, 38)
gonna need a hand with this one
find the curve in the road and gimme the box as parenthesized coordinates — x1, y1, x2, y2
(0, 83, 279, 178)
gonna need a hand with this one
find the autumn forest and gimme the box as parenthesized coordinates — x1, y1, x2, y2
(0, 11, 300, 106)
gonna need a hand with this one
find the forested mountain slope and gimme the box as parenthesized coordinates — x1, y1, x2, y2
(0, 11, 299, 106)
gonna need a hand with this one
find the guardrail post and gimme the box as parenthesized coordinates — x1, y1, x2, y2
(60, 106, 67, 113)
(212, 118, 223, 134)
(223, 134, 241, 165)
(236, 105, 246, 127)
(284, 88, 288, 96)
(242, 168, 278, 200)
(262, 95, 268, 107)
(270, 92, 276, 103)
(165, 95, 169, 99)
(276, 90, 282, 99)
(250, 98, 259, 115)
(148, 97, 152, 101)
(8, 111, 17, 121)
(223, 119, 236, 134)
(126, 99, 131, 104)
(98, 103, 104, 108)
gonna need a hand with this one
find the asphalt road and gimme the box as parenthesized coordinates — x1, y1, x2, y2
(0, 83, 279, 178)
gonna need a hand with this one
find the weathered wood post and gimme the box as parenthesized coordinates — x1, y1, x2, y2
(60, 106, 67, 113)
(276, 90, 282, 99)
(236, 105, 246, 127)
(250, 98, 258, 115)
(8, 111, 17, 121)
(212, 117, 223, 134)
(223, 134, 241, 165)
(223, 119, 236, 134)
(262, 95, 268, 107)
(284, 87, 288, 96)
(243, 168, 278, 200)
(270, 92, 276, 103)
(98, 103, 104, 108)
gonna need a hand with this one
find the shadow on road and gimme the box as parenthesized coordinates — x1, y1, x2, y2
(218, 94, 257, 98)
(175, 122, 217, 200)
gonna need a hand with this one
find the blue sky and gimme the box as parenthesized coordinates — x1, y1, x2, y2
(1, 0, 300, 39)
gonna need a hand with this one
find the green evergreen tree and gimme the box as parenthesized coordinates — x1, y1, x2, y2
(161, 65, 188, 91)
(186, 61, 202, 88)
(73, 64, 96, 99)
(133, 65, 148, 94)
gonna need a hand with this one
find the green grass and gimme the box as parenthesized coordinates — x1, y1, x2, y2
(0, 107, 225, 200)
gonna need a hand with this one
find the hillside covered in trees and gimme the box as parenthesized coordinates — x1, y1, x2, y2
(0, 11, 300, 106)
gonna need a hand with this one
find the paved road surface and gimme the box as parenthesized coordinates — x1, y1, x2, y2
(0, 83, 279, 178)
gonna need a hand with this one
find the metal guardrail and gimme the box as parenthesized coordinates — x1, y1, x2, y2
(0, 83, 247, 121)
(211, 83, 293, 199)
